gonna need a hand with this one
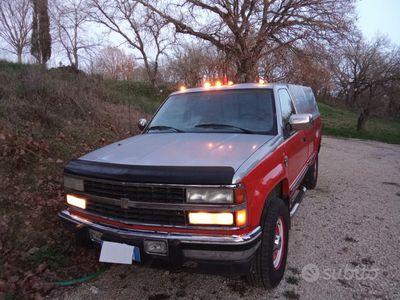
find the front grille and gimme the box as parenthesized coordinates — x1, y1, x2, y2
(86, 199, 186, 226)
(84, 180, 185, 203)
(82, 179, 186, 226)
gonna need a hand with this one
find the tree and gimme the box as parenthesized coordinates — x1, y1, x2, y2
(139, 0, 355, 82)
(165, 43, 230, 86)
(0, 0, 32, 63)
(92, 46, 136, 80)
(89, 0, 173, 86)
(50, 0, 96, 70)
(31, 0, 52, 65)
(334, 36, 400, 130)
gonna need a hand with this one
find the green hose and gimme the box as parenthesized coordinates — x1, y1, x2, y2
(55, 268, 105, 286)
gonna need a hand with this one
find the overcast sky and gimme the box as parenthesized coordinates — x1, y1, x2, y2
(357, 0, 400, 45)
(1, 0, 399, 64)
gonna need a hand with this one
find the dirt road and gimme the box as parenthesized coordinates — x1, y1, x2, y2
(54, 137, 400, 300)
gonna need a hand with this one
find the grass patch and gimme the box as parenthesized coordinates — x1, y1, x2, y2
(27, 245, 68, 269)
(318, 102, 400, 144)
(105, 80, 173, 114)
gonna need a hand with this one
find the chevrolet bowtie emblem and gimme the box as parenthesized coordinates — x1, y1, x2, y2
(120, 198, 129, 209)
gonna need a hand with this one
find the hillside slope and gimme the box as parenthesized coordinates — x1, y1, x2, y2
(319, 102, 400, 144)
(0, 62, 144, 299)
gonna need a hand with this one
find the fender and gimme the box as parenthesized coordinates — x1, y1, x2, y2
(241, 143, 289, 229)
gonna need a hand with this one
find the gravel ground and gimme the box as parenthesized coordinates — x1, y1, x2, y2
(53, 137, 400, 300)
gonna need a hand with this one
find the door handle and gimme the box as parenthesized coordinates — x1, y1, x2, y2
(303, 137, 307, 142)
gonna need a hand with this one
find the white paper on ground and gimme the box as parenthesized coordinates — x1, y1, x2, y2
(99, 241, 134, 264)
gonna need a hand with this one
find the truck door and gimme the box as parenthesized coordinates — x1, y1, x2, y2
(278, 88, 309, 189)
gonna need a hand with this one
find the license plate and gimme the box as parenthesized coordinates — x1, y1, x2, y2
(99, 241, 141, 264)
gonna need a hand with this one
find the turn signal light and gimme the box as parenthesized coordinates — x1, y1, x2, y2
(188, 212, 234, 225)
(236, 209, 247, 226)
(234, 186, 246, 204)
(66, 194, 86, 209)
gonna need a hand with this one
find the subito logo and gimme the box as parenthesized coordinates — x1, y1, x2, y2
(302, 264, 320, 282)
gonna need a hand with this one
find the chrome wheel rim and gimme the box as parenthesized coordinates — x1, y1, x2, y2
(273, 216, 285, 269)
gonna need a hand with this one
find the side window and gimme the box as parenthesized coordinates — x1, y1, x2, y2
(278, 89, 295, 125)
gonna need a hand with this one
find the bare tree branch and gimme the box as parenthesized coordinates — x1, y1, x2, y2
(139, 0, 356, 82)
(88, 0, 173, 86)
(0, 0, 32, 63)
(50, 0, 97, 70)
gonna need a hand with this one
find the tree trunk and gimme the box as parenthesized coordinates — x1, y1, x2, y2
(73, 48, 79, 70)
(356, 110, 366, 131)
(357, 106, 371, 131)
(357, 86, 374, 131)
(236, 57, 257, 83)
(17, 49, 22, 64)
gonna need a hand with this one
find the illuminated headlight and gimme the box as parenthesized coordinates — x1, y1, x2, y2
(64, 176, 84, 191)
(186, 188, 233, 204)
(188, 212, 234, 225)
(66, 194, 86, 209)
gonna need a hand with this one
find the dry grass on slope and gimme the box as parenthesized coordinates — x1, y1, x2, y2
(0, 62, 141, 299)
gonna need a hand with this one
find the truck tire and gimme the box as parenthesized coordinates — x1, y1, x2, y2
(247, 196, 289, 289)
(303, 155, 318, 190)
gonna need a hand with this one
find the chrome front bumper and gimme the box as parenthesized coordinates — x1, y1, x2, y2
(59, 209, 261, 264)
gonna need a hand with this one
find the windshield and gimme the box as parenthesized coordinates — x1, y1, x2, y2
(147, 89, 277, 135)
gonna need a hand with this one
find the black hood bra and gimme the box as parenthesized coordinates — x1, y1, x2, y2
(64, 159, 235, 185)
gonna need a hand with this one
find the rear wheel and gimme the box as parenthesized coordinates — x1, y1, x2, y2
(247, 196, 289, 289)
(303, 155, 318, 189)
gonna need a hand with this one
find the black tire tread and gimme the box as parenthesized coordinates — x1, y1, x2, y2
(303, 155, 318, 190)
(247, 196, 289, 289)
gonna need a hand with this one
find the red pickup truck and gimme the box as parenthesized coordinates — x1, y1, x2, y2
(60, 82, 321, 288)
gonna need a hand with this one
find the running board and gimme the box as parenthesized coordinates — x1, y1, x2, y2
(289, 186, 307, 217)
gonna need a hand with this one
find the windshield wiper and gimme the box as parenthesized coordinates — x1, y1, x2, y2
(147, 125, 185, 133)
(194, 123, 255, 134)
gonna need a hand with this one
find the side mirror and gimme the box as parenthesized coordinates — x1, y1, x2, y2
(289, 114, 313, 131)
(137, 118, 147, 131)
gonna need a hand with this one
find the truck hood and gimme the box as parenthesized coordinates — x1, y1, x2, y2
(80, 133, 275, 171)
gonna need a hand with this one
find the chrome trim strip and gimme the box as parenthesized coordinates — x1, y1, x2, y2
(69, 207, 246, 230)
(59, 210, 262, 245)
(289, 152, 316, 192)
(289, 163, 308, 192)
(232, 135, 284, 184)
(65, 189, 246, 212)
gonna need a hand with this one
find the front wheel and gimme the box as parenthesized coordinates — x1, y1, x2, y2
(247, 196, 289, 289)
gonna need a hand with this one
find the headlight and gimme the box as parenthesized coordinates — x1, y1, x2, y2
(188, 212, 234, 225)
(187, 210, 247, 226)
(64, 176, 84, 191)
(66, 194, 86, 209)
(186, 188, 234, 204)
